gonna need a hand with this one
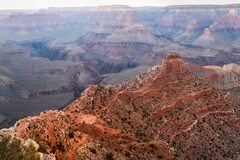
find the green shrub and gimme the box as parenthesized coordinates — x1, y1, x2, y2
(106, 152, 114, 160)
(0, 135, 40, 160)
(33, 138, 47, 153)
(68, 132, 74, 138)
(38, 142, 47, 153)
(89, 147, 97, 154)
(56, 142, 65, 152)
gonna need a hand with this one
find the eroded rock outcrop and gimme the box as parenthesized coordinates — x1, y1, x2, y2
(198, 63, 240, 89)
(1, 53, 239, 160)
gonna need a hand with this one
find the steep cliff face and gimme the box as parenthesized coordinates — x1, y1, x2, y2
(0, 13, 65, 29)
(192, 63, 240, 98)
(3, 53, 240, 160)
(1, 5, 240, 146)
(193, 63, 240, 90)
(210, 9, 240, 31)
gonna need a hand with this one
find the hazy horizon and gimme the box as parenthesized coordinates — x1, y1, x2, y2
(0, 0, 239, 10)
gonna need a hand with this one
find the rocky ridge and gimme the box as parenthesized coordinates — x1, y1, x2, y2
(1, 53, 239, 160)
(185, 62, 240, 93)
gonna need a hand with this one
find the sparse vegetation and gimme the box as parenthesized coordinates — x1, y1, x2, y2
(57, 142, 65, 152)
(68, 131, 74, 138)
(149, 143, 158, 150)
(106, 152, 114, 160)
(0, 135, 40, 160)
(89, 147, 97, 154)
(38, 142, 47, 153)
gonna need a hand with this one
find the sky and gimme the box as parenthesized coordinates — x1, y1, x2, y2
(0, 0, 239, 9)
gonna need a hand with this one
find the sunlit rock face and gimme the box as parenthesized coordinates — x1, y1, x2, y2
(0, 4, 240, 134)
(161, 53, 184, 73)
(0, 53, 237, 160)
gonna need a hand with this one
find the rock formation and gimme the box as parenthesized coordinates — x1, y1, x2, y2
(1, 53, 240, 160)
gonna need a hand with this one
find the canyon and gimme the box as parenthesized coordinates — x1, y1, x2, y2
(0, 5, 240, 129)
(1, 53, 239, 160)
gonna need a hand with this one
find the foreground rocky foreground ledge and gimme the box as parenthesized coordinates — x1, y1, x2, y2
(1, 53, 240, 160)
